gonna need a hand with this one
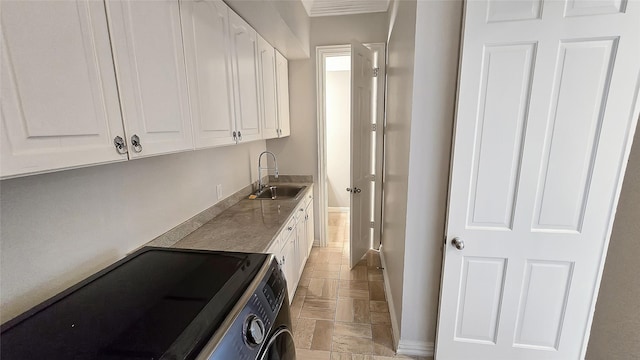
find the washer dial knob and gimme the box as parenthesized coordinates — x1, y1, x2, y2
(244, 315, 265, 346)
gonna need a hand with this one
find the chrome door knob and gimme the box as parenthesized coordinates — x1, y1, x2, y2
(451, 237, 464, 250)
(353, 188, 362, 193)
(346, 187, 352, 193)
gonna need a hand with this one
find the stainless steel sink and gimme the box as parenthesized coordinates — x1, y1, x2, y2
(254, 185, 306, 200)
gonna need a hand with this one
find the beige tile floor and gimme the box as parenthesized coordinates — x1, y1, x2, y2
(290, 212, 432, 360)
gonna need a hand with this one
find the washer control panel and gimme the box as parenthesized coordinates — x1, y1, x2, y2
(207, 259, 287, 360)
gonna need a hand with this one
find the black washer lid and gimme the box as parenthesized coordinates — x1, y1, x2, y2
(1, 247, 268, 360)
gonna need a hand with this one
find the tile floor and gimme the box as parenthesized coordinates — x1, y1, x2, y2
(290, 212, 431, 360)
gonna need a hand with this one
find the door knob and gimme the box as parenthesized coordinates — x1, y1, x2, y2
(353, 187, 362, 193)
(451, 237, 464, 250)
(346, 188, 352, 193)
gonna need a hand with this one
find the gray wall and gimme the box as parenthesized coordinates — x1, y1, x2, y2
(381, 0, 417, 341)
(587, 124, 640, 359)
(326, 70, 351, 208)
(266, 12, 388, 239)
(0, 141, 266, 322)
(400, 0, 463, 348)
(382, 0, 463, 351)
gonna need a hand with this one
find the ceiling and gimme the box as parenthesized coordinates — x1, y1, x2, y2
(300, 0, 391, 17)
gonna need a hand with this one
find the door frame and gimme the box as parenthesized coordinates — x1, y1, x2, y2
(315, 43, 386, 247)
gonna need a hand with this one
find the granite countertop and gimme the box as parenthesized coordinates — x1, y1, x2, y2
(171, 182, 312, 253)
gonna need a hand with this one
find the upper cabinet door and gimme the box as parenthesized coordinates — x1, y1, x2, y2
(258, 35, 279, 140)
(229, 11, 262, 143)
(0, 0, 127, 179)
(275, 50, 291, 138)
(106, 0, 193, 158)
(180, 0, 236, 149)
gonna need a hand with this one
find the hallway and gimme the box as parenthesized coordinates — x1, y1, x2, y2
(290, 212, 431, 359)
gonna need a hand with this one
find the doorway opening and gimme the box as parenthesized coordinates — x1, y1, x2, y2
(316, 44, 386, 263)
(325, 55, 352, 248)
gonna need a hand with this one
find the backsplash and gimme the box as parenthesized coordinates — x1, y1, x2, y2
(146, 175, 313, 249)
(269, 175, 313, 183)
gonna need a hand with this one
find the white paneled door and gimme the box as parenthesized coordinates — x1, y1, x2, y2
(258, 35, 279, 139)
(229, 11, 262, 143)
(436, 1, 640, 360)
(180, 0, 236, 149)
(106, 0, 193, 158)
(275, 50, 291, 138)
(349, 42, 374, 268)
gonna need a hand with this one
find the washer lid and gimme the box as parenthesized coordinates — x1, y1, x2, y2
(1, 247, 268, 360)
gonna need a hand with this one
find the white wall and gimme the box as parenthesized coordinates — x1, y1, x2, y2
(587, 125, 640, 359)
(326, 69, 351, 208)
(0, 141, 266, 322)
(266, 12, 388, 239)
(381, 0, 417, 341)
(399, 0, 463, 351)
(224, 0, 310, 59)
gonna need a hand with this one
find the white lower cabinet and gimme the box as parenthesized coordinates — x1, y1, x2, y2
(285, 227, 298, 300)
(264, 188, 314, 302)
(305, 197, 315, 256)
(295, 218, 306, 279)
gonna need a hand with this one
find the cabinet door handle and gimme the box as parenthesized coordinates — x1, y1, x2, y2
(114, 136, 128, 154)
(232, 131, 237, 141)
(238, 131, 242, 141)
(131, 135, 142, 153)
(287, 226, 293, 231)
(299, 208, 304, 212)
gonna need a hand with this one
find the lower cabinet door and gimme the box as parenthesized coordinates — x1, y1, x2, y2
(295, 222, 306, 278)
(305, 200, 314, 256)
(284, 231, 297, 301)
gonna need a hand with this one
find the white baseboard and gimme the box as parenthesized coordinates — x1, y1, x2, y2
(328, 206, 349, 213)
(397, 339, 435, 357)
(379, 247, 401, 351)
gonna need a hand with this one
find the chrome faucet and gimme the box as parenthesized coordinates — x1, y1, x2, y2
(258, 151, 279, 191)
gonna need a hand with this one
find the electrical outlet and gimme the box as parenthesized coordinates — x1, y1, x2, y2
(216, 184, 222, 200)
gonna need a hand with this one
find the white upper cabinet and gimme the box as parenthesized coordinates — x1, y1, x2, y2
(0, 0, 127, 179)
(180, 0, 236, 149)
(106, 0, 193, 158)
(275, 50, 291, 137)
(258, 35, 279, 139)
(1, 0, 283, 179)
(229, 11, 262, 143)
